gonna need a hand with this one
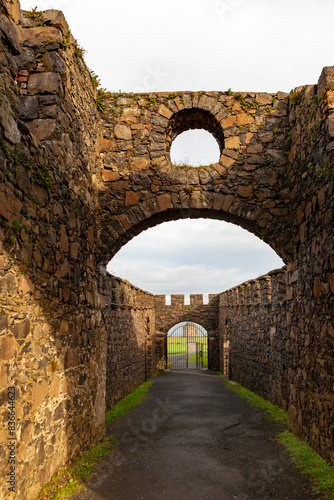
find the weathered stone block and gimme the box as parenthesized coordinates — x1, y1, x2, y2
(220, 154, 235, 168)
(0, 13, 20, 54)
(225, 136, 240, 150)
(19, 275, 35, 295)
(221, 115, 236, 128)
(236, 185, 253, 198)
(21, 27, 62, 47)
(18, 96, 39, 120)
(318, 66, 334, 96)
(3, 0, 21, 24)
(0, 97, 21, 144)
(157, 104, 173, 119)
(125, 191, 140, 206)
(27, 118, 62, 141)
(129, 157, 150, 170)
(0, 311, 8, 332)
(12, 318, 30, 339)
(114, 124, 132, 140)
(43, 51, 67, 78)
(0, 184, 22, 221)
(237, 113, 254, 126)
(1, 335, 18, 360)
(156, 193, 172, 211)
(102, 170, 120, 182)
(42, 9, 69, 33)
(28, 72, 64, 96)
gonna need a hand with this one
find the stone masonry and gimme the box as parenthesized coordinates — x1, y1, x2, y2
(0, 1, 333, 498)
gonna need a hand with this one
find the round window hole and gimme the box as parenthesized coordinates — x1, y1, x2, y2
(170, 129, 220, 167)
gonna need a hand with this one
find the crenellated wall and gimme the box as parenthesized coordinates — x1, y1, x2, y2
(0, 1, 333, 498)
(219, 268, 289, 409)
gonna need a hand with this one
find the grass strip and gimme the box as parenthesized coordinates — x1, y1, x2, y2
(278, 431, 334, 500)
(218, 373, 334, 499)
(220, 376, 288, 425)
(105, 380, 153, 424)
(37, 436, 115, 500)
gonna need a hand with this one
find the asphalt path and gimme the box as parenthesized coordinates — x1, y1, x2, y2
(75, 371, 320, 500)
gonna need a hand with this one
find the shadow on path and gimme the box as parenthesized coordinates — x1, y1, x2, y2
(75, 371, 319, 500)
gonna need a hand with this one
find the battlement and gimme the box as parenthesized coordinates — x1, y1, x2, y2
(219, 267, 286, 308)
(155, 294, 218, 306)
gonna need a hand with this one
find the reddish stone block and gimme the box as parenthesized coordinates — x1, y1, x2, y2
(237, 113, 254, 126)
(1, 335, 17, 360)
(102, 170, 120, 182)
(125, 191, 140, 205)
(221, 115, 236, 128)
(129, 157, 150, 170)
(157, 193, 172, 211)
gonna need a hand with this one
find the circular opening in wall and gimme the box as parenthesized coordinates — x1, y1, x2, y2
(170, 129, 220, 167)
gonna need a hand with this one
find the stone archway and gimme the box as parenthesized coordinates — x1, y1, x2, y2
(154, 293, 220, 371)
(98, 91, 295, 266)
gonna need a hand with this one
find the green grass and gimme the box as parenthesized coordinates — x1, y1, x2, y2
(37, 436, 115, 499)
(190, 353, 208, 368)
(167, 337, 208, 356)
(221, 377, 288, 424)
(167, 337, 187, 355)
(278, 431, 334, 499)
(105, 380, 153, 424)
(218, 374, 334, 499)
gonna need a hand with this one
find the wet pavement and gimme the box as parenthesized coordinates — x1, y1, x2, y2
(75, 371, 320, 500)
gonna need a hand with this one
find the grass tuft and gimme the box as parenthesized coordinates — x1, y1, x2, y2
(278, 431, 334, 499)
(37, 436, 115, 499)
(105, 380, 153, 424)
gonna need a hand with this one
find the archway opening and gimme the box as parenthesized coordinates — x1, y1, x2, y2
(170, 129, 220, 167)
(167, 322, 208, 371)
(107, 219, 284, 295)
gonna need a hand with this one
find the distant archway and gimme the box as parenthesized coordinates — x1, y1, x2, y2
(167, 322, 208, 370)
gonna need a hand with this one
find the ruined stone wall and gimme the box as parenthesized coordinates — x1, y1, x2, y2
(219, 268, 289, 409)
(283, 73, 334, 466)
(104, 275, 156, 410)
(0, 2, 107, 498)
(154, 294, 220, 370)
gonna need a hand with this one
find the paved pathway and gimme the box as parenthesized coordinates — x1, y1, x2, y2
(75, 371, 319, 500)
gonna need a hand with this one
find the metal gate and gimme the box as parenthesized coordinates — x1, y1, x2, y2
(167, 322, 208, 370)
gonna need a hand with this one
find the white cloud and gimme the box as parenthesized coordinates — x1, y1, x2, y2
(107, 220, 284, 294)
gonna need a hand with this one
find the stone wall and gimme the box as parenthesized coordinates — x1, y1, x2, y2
(154, 294, 220, 370)
(219, 268, 289, 408)
(283, 75, 334, 466)
(0, 2, 106, 498)
(104, 275, 156, 410)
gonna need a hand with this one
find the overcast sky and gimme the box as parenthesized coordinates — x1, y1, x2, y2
(20, 0, 334, 294)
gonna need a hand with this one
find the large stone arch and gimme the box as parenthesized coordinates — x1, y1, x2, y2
(98, 89, 294, 264)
